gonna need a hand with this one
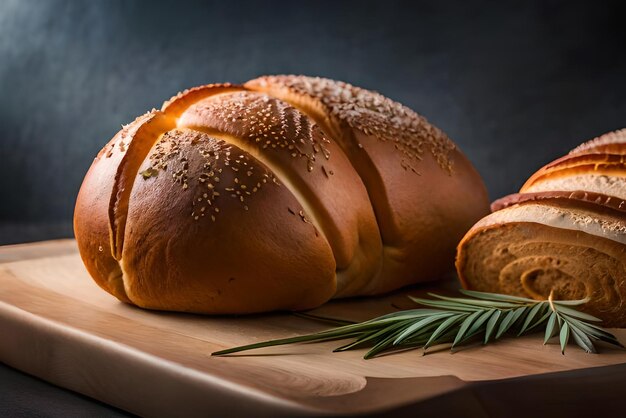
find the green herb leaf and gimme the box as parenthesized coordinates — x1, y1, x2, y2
(518, 302, 545, 336)
(427, 293, 522, 309)
(556, 305, 602, 322)
(485, 309, 502, 343)
(569, 323, 597, 354)
(544, 312, 558, 344)
(293, 312, 356, 326)
(459, 289, 537, 303)
(453, 310, 483, 347)
(525, 308, 552, 333)
(408, 297, 479, 312)
(467, 309, 496, 340)
(424, 314, 465, 349)
(393, 313, 453, 345)
(560, 317, 624, 348)
(495, 309, 517, 339)
(560, 320, 570, 355)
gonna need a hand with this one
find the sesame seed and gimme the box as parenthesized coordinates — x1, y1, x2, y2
(256, 75, 456, 173)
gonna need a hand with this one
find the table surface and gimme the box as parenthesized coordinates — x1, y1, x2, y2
(3, 236, 626, 417)
(0, 224, 127, 417)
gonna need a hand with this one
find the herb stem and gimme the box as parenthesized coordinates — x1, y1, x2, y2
(212, 290, 623, 358)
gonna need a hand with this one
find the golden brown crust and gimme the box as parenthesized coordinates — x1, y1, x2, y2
(175, 90, 383, 295)
(569, 128, 626, 155)
(109, 112, 175, 259)
(74, 112, 161, 303)
(122, 129, 335, 313)
(246, 75, 490, 292)
(522, 153, 626, 192)
(160, 83, 244, 117)
(75, 75, 490, 314)
(492, 190, 626, 215)
(245, 75, 458, 173)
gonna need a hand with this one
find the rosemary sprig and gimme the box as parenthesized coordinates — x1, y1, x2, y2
(212, 290, 624, 358)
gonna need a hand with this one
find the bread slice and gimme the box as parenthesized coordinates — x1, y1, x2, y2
(457, 129, 626, 326)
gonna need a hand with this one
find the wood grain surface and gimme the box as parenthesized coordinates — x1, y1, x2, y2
(1, 240, 626, 417)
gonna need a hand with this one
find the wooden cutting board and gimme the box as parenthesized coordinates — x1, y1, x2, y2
(2, 240, 626, 417)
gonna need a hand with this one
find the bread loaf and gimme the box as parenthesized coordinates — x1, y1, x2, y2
(457, 129, 626, 326)
(74, 75, 489, 314)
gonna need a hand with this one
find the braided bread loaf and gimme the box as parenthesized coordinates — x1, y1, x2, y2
(74, 75, 489, 314)
(457, 129, 626, 326)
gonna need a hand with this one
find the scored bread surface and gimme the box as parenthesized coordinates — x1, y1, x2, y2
(75, 76, 489, 314)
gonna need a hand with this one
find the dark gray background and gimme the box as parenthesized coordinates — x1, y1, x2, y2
(1, 0, 626, 244)
(0, 1, 625, 415)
